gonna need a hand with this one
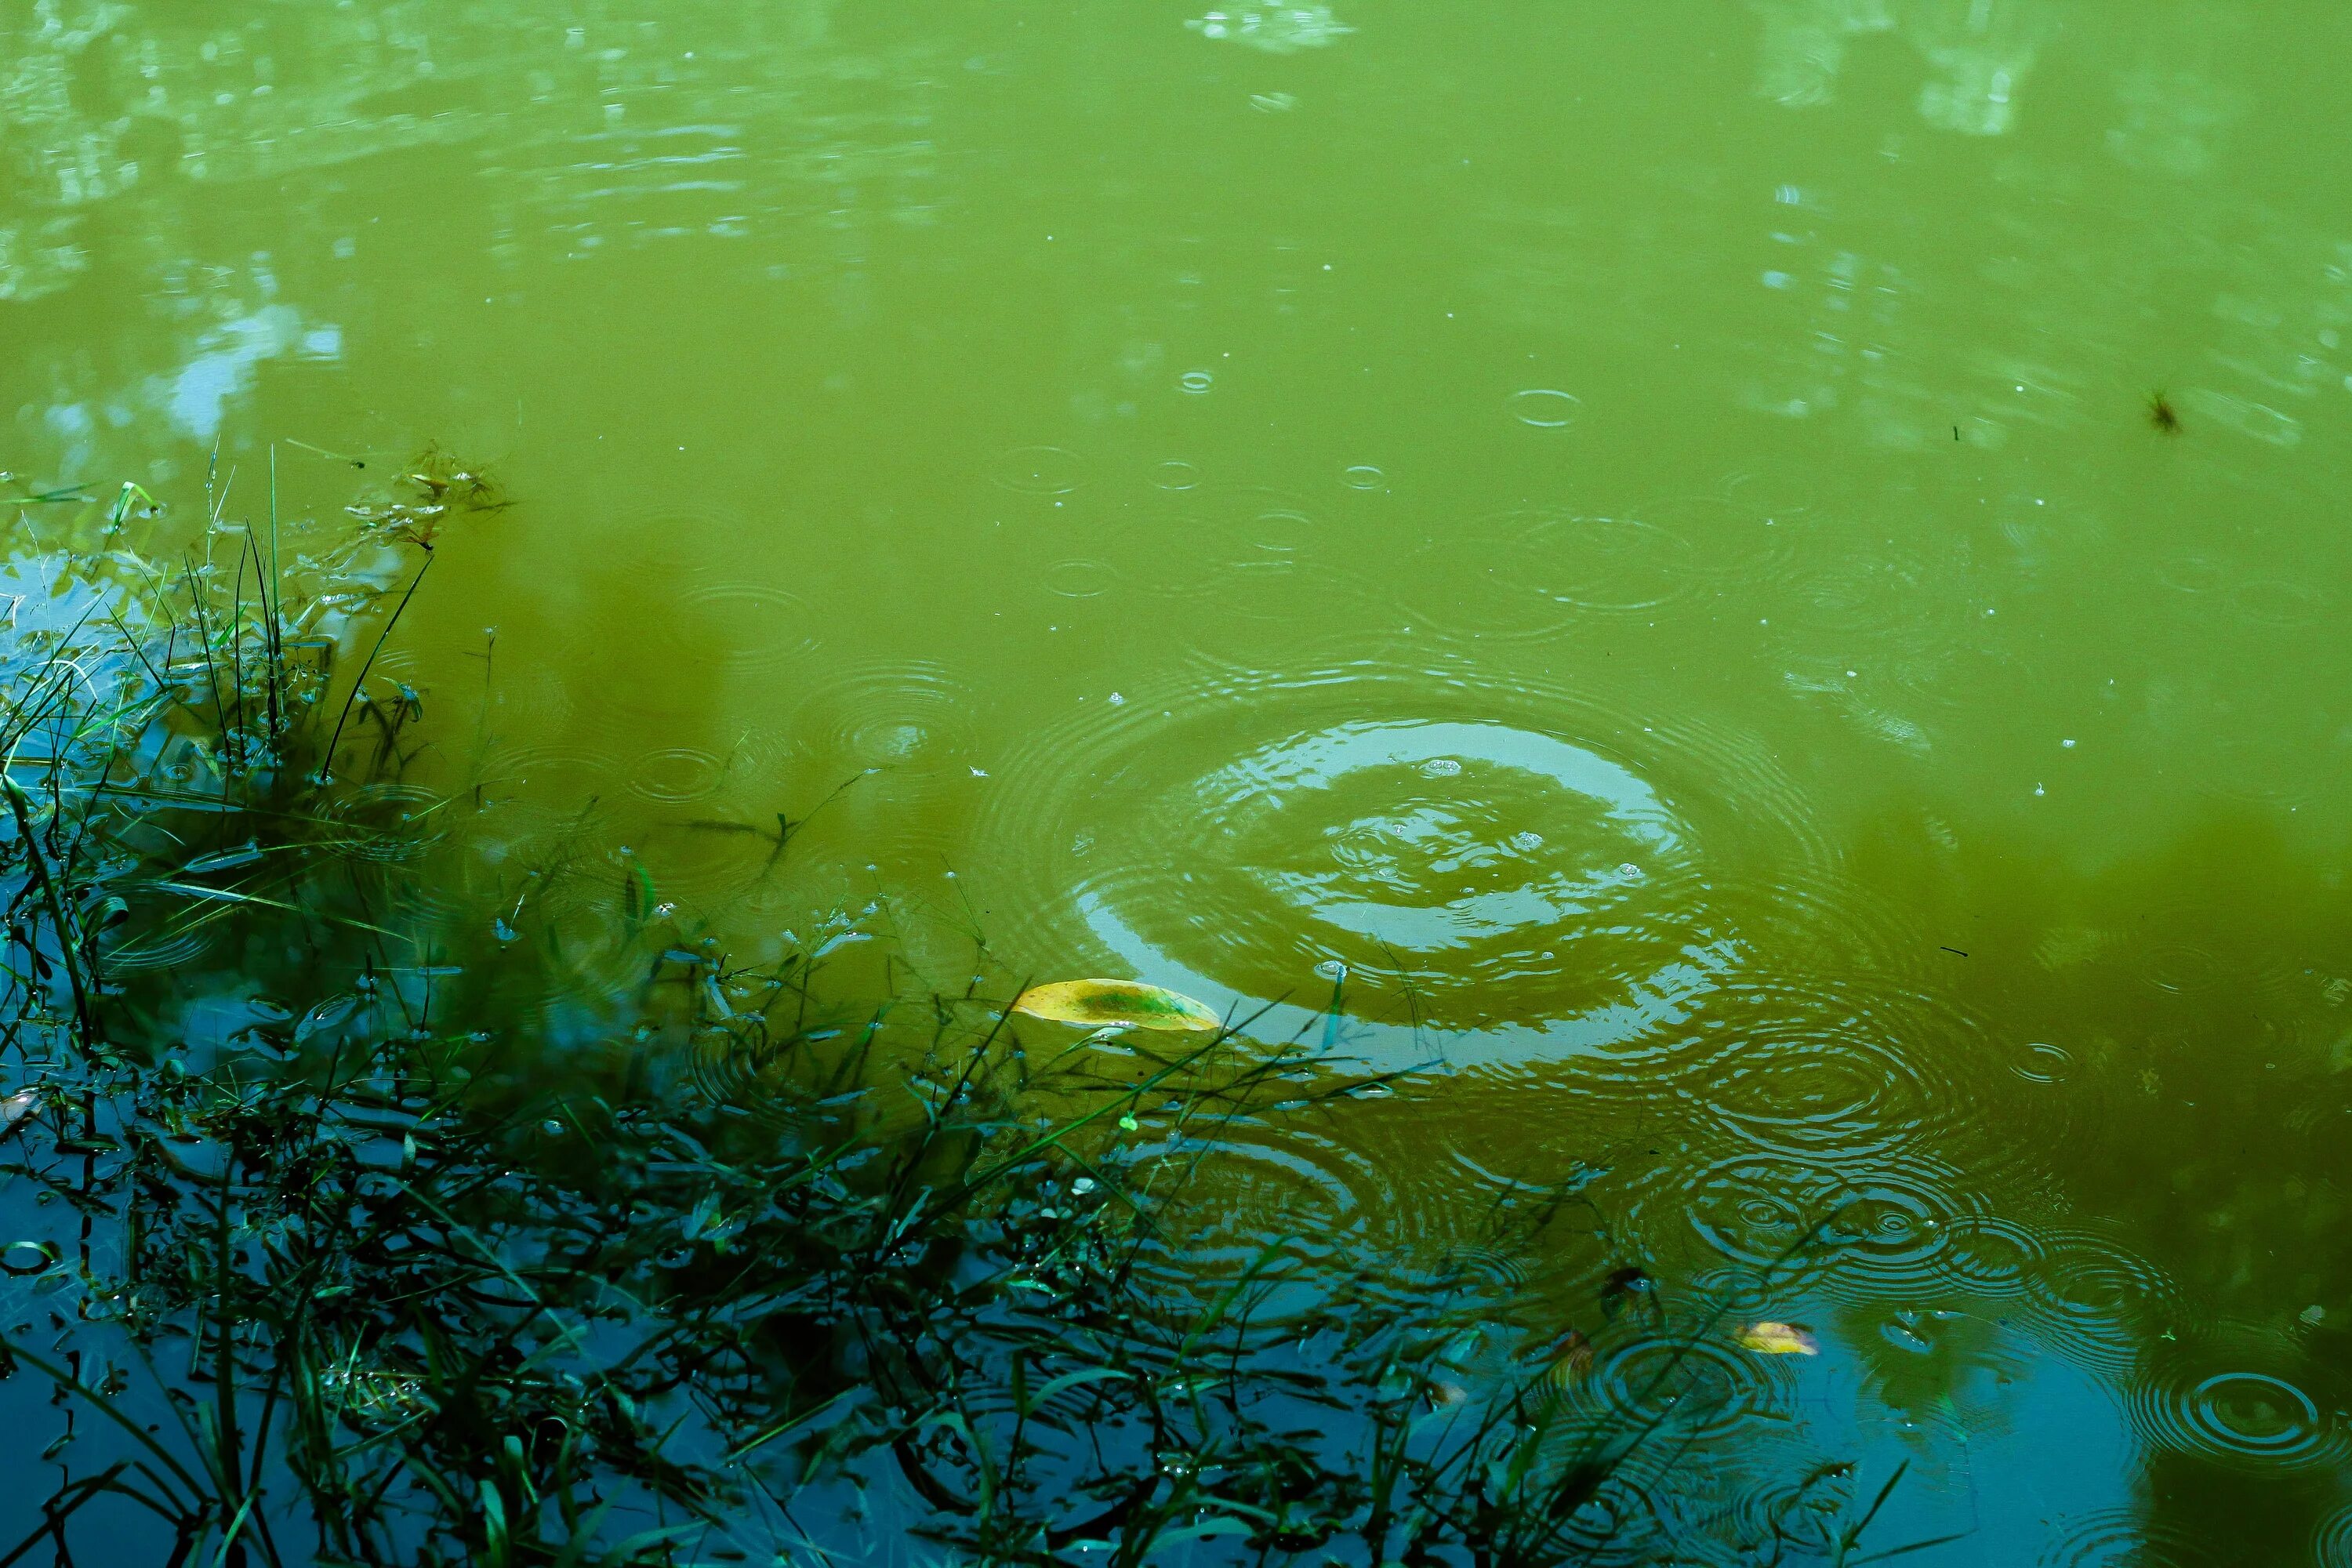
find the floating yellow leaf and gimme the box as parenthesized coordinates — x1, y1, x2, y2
(1012, 979, 1222, 1033)
(1735, 1321, 1819, 1356)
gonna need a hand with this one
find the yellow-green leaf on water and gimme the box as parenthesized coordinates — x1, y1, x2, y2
(1012, 978, 1222, 1033)
(1734, 1321, 1819, 1356)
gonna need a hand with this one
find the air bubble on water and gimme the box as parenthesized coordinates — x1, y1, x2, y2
(1181, 369, 1214, 393)
(1314, 959, 1348, 981)
(1511, 830, 1544, 851)
(1108, 691, 1125, 705)
(1421, 757, 1463, 778)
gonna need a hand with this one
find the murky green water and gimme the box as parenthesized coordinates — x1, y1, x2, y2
(9, 0, 2352, 1557)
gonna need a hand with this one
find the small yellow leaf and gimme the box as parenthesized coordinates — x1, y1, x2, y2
(1735, 1321, 1819, 1356)
(1012, 978, 1222, 1033)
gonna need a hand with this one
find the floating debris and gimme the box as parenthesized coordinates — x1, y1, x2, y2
(1735, 1321, 1820, 1356)
(1013, 978, 1222, 1032)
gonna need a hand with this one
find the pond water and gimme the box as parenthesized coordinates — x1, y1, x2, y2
(8, 0, 2352, 1558)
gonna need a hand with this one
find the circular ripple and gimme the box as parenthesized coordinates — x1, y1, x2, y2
(1071, 715, 1701, 1047)
(1645, 484, 1809, 586)
(1399, 506, 1706, 642)
(1697, 1007, 1943, 1156)
(1043, 558, 1116, 598)
(994, 444, 1087, 495)
(479, 746, 622, 819)
(1509, 389, 1583, 427)
(1723, 1470, 1849, 1559)
(1677, 1152, 1973, 1291)
(629, 746, 725, 804)
(1341, 464, 1387, 490)
(2127, 1365, 2341, 1472)
(976, 663, 1843, 1073)
(101, 916, 218, 973)
(1935, 1214, 2048, 1297)
(1149, 459, 1202, 491)
(1130, 1122, 1382, 1280)
(2314, 1504, 2352, 1568)
(1243, 502, 1317, 554)
(1157, 487, 1381, 627)
(793, 660, 979, 771)
(319, 783, 445, 862)
(2038, 1508, 2224, 1567)
(1592, 1328, 1792, 1441)
(2010, 1041, 2074, 1084)
(2023, 1229, 2188, 1369)
(673, 583, 819, 675)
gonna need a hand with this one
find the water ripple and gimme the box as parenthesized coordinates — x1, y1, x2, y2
(2022, 1229, 2190, 1370)
(1666, 1149, 1980, 1294)
(2038, 1508, 2226, 1567)
(1398, 506, 1706, 641)
(792, 659, 979, 771)
(2125, 1360, 2343, 1472)
(673, 581, 819, 675)
(975, 661, 1853, 1075)
(1589, 1319, 1798, 1441)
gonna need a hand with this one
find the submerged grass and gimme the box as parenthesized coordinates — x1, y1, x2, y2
(0, 457, 1923, 1566)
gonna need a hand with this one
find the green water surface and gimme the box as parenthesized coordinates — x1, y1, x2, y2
(8, 0, 2352, 1559)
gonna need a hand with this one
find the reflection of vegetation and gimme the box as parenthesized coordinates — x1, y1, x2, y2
(0, 466, 1912, 1563)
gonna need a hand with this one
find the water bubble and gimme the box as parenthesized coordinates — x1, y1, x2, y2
(1180, 369, 1215, 394)
(1418, 756, 1463, 778)
(1341, 463, 1386, 489)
